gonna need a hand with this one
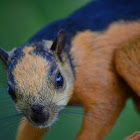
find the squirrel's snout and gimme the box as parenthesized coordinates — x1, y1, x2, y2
(31, 105, 50, 124)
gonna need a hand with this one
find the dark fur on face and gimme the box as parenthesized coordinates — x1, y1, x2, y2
(0, 31, 74, 128)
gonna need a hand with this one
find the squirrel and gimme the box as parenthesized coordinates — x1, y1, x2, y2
(0, 0, 140, 140)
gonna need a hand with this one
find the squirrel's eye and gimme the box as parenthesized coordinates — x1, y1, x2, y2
(56, 72, 64, 89)
(7, 87, 17, 102)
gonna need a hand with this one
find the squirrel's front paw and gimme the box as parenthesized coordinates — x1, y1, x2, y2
(124, 131, 140, 140)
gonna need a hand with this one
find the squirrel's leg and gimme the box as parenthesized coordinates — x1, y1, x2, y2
(74, 91, 127, 140)
(16, 117, 48, 140)
(124, 131, 140, 140)
(115, 34, 140, 140)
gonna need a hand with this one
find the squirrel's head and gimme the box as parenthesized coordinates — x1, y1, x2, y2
(0, 31, 74, 128)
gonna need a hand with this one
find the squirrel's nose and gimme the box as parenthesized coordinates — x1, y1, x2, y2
(31, 105, 50, 124)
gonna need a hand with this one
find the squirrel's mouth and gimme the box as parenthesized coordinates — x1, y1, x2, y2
(26, 113, 58, 128)
(28, 117, 58, 128)
(22, 104, 60, 128)
(17, 103, 64, 128)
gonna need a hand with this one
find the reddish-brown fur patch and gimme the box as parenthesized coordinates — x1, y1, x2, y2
(69, 21, 140, 139)
(13, 47, 49, 97)
(16, 118, 48, 140)
(124, 131, 140, 140)
(116, 34, 140, 97)
(71, 21, 140, 104)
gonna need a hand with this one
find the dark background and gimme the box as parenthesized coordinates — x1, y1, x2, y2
(0, 0, 140, 139)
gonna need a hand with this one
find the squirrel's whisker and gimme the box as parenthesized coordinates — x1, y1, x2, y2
(58, 102, 121, 108)
(55, 94, 72, 104)
(60, 110, 107, 121)
(58, 105, 117, 112)
(60, 112, 107, 128)
(0, 113, 22, 121)
(61, 109, 113, 119)
(60, 114, 83, 127)
(0, 97, 10, 100)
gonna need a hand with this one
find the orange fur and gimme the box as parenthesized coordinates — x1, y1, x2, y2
(16, 118, 48, 140)
(115, 34, 140, 140)
(115, 35, 140, 96)
(69, 21, 140, 140)
(16, 21, 140, 140)
(13, 47, 49, 97)
(124, 131, 140, 140)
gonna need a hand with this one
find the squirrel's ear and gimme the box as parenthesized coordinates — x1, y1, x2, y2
(0, 48, 9, 65)
(51, 30, 66, 62)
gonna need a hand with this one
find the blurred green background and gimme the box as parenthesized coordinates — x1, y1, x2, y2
(0, 0, 140, 140)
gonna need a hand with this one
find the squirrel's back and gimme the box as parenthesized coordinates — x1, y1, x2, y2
(28, 0, 140, 45)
